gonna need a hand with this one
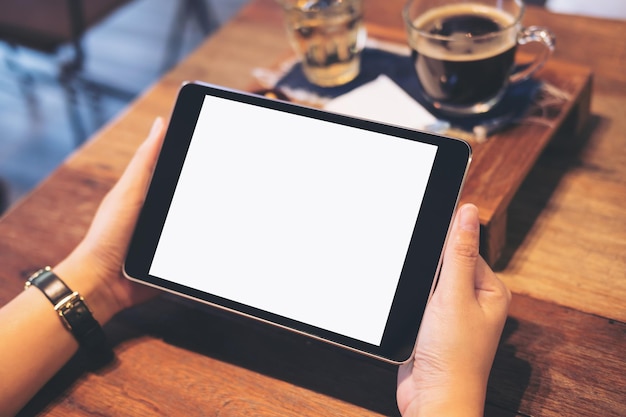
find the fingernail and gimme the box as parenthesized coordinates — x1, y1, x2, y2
(149, 117, 163, 137)
(459, 204, 479, 231)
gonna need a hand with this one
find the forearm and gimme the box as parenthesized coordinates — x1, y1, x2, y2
(0, 260, 119, 417)
(0, 287, 78, 416)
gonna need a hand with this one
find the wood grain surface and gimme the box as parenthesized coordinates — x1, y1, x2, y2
(1, 0, 624, 416)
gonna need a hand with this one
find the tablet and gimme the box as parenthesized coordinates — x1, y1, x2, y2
(124, 82, 471, 364)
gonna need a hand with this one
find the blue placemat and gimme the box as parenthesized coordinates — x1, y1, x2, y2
(275, 47, 541, 134)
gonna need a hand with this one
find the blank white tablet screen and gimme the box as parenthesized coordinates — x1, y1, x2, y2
(149, 95, 438, 346)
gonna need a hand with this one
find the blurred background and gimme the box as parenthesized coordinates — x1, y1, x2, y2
(0, 0, 623, 215)
(0, 0, 247, 214)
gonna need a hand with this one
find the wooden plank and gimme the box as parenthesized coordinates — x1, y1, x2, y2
(459, 59, 592, 264)
(488, 294, 626, 417)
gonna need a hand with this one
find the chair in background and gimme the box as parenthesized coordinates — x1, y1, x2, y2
(0, 0, 218, 145)
(162, 0, 220, 71)
(0, 0, 137, 143)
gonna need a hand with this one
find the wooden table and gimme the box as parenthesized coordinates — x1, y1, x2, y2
(1, 0, 624, 415)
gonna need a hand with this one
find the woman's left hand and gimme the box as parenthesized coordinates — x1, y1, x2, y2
(55, 117, 166, 324)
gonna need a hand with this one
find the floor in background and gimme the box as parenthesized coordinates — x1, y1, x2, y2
(0, 0, 247, 213)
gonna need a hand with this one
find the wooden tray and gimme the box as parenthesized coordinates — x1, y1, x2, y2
(248, 33, 592, 266)
(456, 57, 592, 265)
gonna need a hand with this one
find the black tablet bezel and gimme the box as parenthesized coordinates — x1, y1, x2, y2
(124, 82, 471, 364)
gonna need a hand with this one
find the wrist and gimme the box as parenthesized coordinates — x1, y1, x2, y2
(53, 256, 123, 326)
(402, 381, 486, 417)
(25, 266, 114, 367)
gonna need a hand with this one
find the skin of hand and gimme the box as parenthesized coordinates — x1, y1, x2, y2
(396, 203, 512, 417)
(55, 117, 166, 325)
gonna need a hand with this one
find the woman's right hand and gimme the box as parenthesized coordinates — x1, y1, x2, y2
(397, 203, 512, 417)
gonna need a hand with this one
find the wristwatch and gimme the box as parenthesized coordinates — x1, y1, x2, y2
(26, 267, 113, 366)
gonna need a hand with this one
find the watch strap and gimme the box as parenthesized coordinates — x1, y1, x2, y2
(26, 266, 73, 305)
(26, 267, 113, 366)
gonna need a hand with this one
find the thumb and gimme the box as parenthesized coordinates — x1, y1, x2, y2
(436, 204, 481, 300)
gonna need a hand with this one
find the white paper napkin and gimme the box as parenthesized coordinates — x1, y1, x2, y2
(323, 74, 439, 131)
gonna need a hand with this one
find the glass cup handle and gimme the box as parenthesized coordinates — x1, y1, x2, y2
(509, 26, 556, 84)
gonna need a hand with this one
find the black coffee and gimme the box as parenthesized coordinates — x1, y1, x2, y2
(409, 5, 517, 109)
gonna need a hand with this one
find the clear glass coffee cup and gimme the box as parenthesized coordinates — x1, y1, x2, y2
(278, 0, 367, 87)
(403, 0, 555, 115)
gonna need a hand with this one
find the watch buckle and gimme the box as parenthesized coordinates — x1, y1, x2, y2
(54, 292, 83, 331)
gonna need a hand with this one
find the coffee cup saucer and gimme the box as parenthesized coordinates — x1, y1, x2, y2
(270, 47, 541, 141)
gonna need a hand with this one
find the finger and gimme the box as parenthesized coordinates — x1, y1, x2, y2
(474, 256, 500, 292)
(112, 117, 165, 198)
(437, 203, 481, 299)
(125, 117, 165, 186)
(141, 116, 166, 156)
(474, 256, 512, 308)
(95, 117, 165, 222)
